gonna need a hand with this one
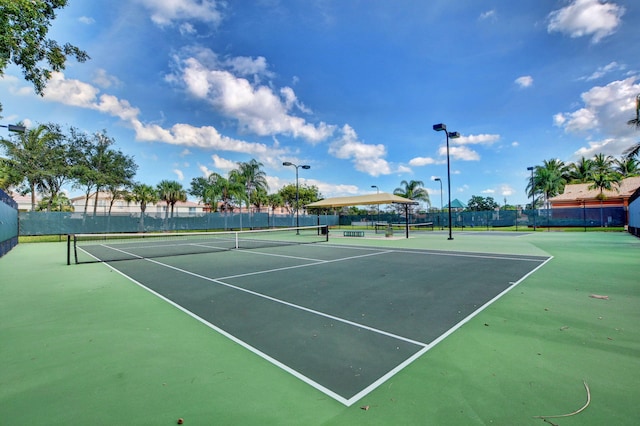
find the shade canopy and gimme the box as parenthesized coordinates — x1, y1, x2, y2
(305, 192, 418, 208)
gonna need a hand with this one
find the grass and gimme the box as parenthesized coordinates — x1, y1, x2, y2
(2, 231, 639, 425)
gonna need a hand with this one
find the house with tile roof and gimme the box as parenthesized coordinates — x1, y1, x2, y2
(548, 176, 640, 226)
(548, 176, 640, 208)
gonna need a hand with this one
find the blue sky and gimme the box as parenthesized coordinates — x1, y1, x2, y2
(2, 0, 640, 207)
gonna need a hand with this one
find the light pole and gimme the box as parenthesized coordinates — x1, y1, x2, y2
(433, 123, 460, 240)
(371, 185, 380, 224)
(283, 162, 310, 233)
(433, 177, 443, 230)
(527, 166, 536, 231)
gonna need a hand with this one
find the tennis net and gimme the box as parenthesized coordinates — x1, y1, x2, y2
(68, 225, 329, 264)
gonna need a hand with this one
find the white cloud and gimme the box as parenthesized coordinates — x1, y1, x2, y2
(479, 10, 497, 21)
(408, 156, 443, 167)
(180, 149, 192, 157)
(515, 75, 533, 88)
(179, 22, 196, 35)
(210, 154, 238, 172)
(137, 0, 224, 27)
(555, 76, 640, 158)
(573, 138, 626, 157)
(307, 180, 359, 198)
(555, 76, 640, 136)
(328, 125, 392, 176)
(173, 51, 335, 144)
(581, 61, 624, 81)
(43, 73, 140, 121)
(500, 185, 515, 197)
(35, 72, 292, 161)
(482, 189, 495, 194)
(439, 145, 480, 161)
(224, 56, 273, 79)
(453, 133, 500, 146)
(78, 16, 95, 25)
(93, 69, 121, 89)
(547, 0, 625, 43)
(198, 164, 213, 177)
(554, 108, 598, 133)
(511, 141, 519, 147)
(173, 169, 185, 181)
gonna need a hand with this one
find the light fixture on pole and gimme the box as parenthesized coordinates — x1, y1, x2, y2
(371, 185, 380, 224)
(527, 166, 536, 231)
(283, 161, 310, 233)
(433, 123, 460, 240)
(0, 124, 26, 133)
(433, 177, 443, 230)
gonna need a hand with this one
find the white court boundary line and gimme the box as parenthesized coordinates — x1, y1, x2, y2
(80, 243, 552, 406)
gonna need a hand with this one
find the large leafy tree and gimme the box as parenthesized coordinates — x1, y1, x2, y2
(156, 180, 187, 219)
(72, 129, 136, 215)
(0, 157, 22, 191)
(36, 126, 78, 211)
(189, 173, 244, 213)
(466, 195, 499, 211)
(0, 0, 89, 114)
(278, 183, 321, 214)
(103, 151, 137, 214)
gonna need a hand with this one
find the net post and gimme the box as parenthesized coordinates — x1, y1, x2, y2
(235, 231, 239, 249)
(73, 234, 79, 264)
(66, 234, 71, 265)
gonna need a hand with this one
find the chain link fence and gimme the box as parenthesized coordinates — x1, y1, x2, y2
(339, 206, 627, 230)
(0, 189, 18, 257)
(19, 211, 339, 236)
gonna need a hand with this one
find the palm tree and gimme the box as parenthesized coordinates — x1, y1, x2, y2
(393, 180, 430, 217)
(591, 153, 614, 174)
(588, 169, 622, 227)
(567, 157, 594, 183)
(613, 157, 639, 177)
(130, 183, 158, 214)
(232, 160, 269, 211)
(156, 180, 187, 219)
(0, 124, 58, 210)
(627, 94, 640, 129)
(129, 183, 158, 231)
(623, 94, 640, 159)
(531, 159, 568, 209)
(36, 193, 74, 212)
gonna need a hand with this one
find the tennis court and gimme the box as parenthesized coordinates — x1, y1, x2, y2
(72, 227, 550, 406)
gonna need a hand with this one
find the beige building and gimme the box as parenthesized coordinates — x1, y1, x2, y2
(70, 192, 206, 215)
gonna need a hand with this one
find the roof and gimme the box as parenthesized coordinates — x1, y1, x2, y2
(549, 176, 640, 202)
(446, 198, 467, 209)
(305, 192, 419, 208)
